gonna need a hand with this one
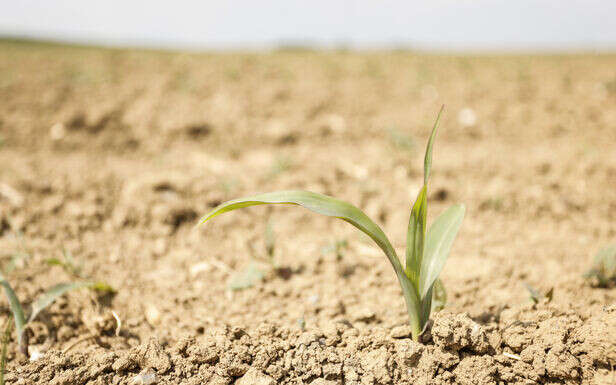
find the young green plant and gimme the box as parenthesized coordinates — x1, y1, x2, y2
(199, 107, 465, 341)
(585, 245, 616, 287)
(0, 273, 111, 356)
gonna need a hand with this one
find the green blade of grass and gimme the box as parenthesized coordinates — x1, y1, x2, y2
(199, 190, 423, 337)
(418, 204, 465, 299)
(431, 278, 448, 312)
(405, 185, 427, 285)
(420, 284, 434, 328)
(0, 274, 26, 350)
(228, 262, 264, 291)
(595, 245, 616, 275)
(28, 281, 110, 323)
(423, 105, 444, 186)
(199, 190, 398, 267)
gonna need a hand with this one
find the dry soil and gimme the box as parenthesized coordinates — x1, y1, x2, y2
(0, 41, 615, 384)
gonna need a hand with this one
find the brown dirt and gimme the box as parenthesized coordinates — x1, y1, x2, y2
(1, 40, 615, 384)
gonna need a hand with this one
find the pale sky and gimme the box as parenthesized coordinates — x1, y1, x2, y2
(1, 0, 615, 51)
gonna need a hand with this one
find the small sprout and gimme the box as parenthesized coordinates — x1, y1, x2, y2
(242, 222, 293, 284)
(267, 156, 293, 180)
(524, 283, 554, 304)
(199, 107, 465, 341)
(0, 272, 110, 356)
(585, 245, 616, 287)
(227, 262, 264, 291)
(47, 250, 115, 293)
(321, 239, 348, 261)
(387, 127, 415, 153)
(46, 249, 82, 277)
(3, 232, 30, 273)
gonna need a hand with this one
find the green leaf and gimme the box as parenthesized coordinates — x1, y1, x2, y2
(524, 283, 554, 304)
(595, 245, 616, 275)
(28, 281, 102, 323)
(420, 284, 433, 328)
(200, 190, 423, 337)
(524, 283, 542, 304)
(89, 281, 116, 293)
(418, 204, 465, 299)
(0, 274, 26, 349)
(228, 262, 265, 291)
(423, 105, 444, 186)
(419, 278, 448, 333)
(200, 190, 399, 270)
(405, 186, 427, 285)
(431, 278, 448, 312)
(585, 245, 616, 286)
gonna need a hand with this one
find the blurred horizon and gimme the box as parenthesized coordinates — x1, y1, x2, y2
(1, 1, 616, 53)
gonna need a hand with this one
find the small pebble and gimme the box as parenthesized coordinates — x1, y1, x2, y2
(145, 304, 161, 326)
(28, 348, 45, 362)
(131, 370, 157, 384)
(50, 122, 66, 140)
(308, 295, 319, 304)
(458, 108, 477, 127)
(190, 262, 212, 277)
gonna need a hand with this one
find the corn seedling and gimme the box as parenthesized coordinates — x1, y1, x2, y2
(230, 222, 290, 290)
(0, 272, 112, 356)
(46, 249, 82, 277)
(2, 232, 30, 274)
(585, 245, 616, 287)
(524, 283, 554, 304)
(47, 249, 114, 292)
(227, 262, 265, 291)
(267, 156, 293, 180)
(321, 239, 349, 262)
(387, 127, 415, 153)
(199, 107, 464, 341)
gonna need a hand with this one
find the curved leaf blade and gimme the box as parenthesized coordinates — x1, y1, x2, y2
(200, 190, 424, 336)
(228, 262, 264, 291)
(424, 105, 445, 186)
(419, 204, 465, 299)
(29, 281, 101, 323)
(200, 190, 400, 267)
(0, 274, 26, 346)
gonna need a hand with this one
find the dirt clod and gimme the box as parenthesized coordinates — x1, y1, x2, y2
(432, 313, 490, 353)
